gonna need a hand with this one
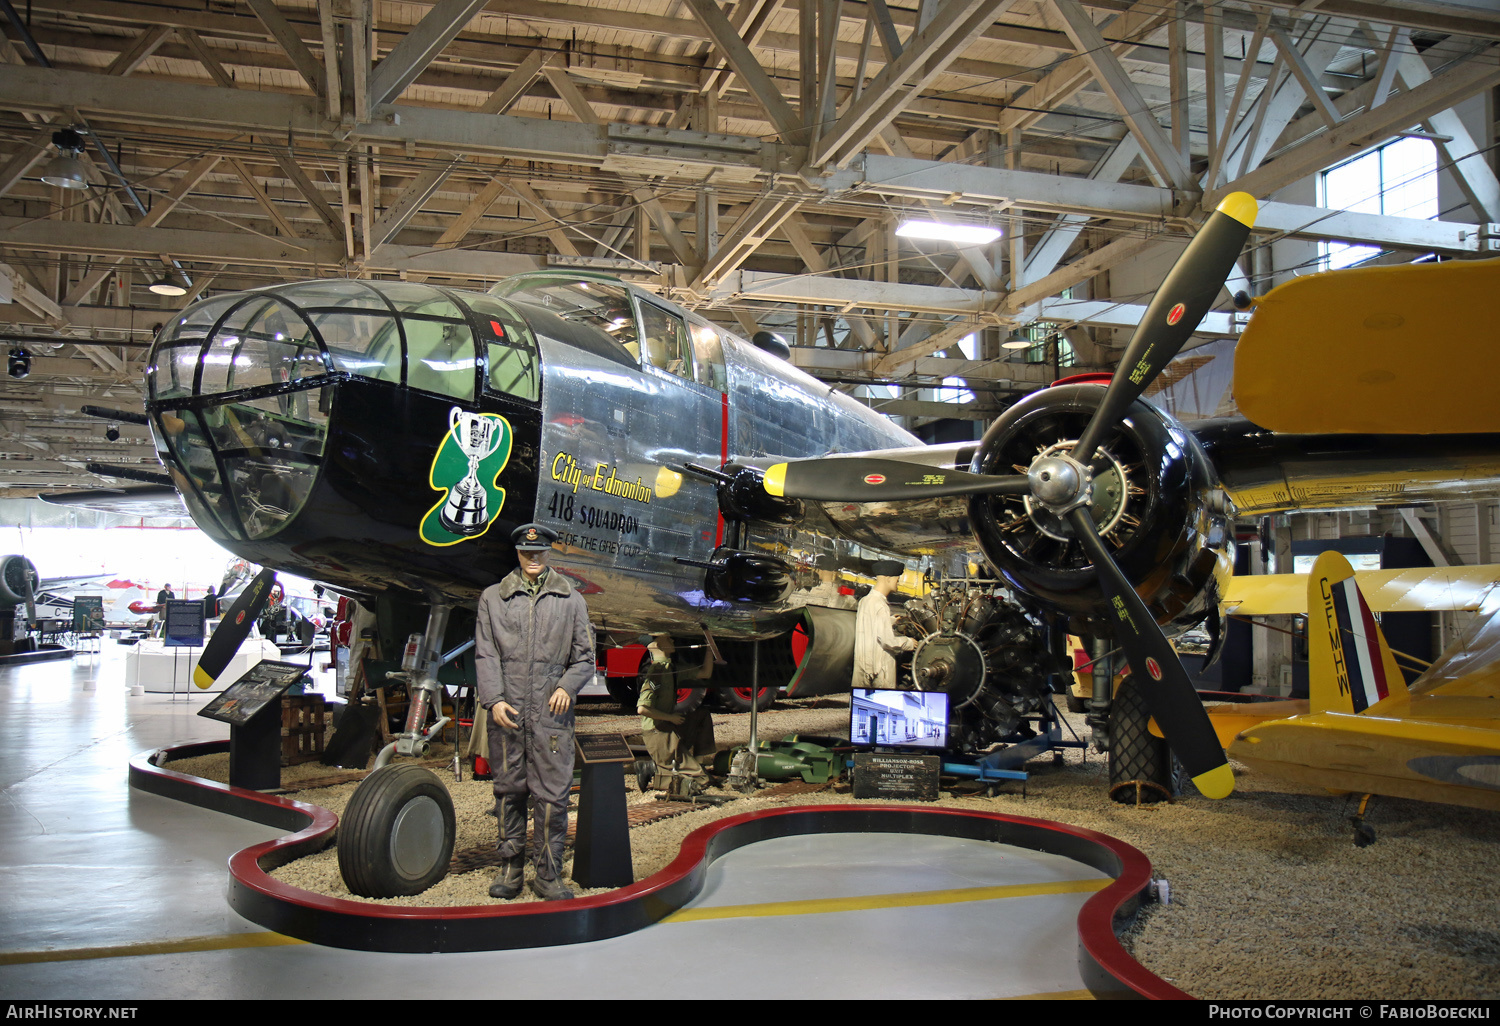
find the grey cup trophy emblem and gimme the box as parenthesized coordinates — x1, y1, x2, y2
(439, 406, 504, 536)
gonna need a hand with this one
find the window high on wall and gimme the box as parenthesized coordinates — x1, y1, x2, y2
(1319, 136, 1437, 270)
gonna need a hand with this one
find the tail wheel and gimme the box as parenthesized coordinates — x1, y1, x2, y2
(337, 764, 455, 897)
(674, 687, 707, 714)
(1107, 674, 1180, 805)
(605, 675, 641, 715)
(716, 685, 776, 713)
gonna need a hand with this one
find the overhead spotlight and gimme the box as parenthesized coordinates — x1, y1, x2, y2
(39, 128, 89, 190)
(148, 276, 188, 297)
(7, 347, 30, 378)
(895, 220, 1003, 246)
(1001, 334, 1032, 350)
(104, 425, 121, 442)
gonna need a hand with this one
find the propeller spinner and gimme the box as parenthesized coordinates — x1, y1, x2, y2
(765, 192, 1258, 800)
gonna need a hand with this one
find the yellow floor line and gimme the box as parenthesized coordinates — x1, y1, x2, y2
(0, 932, 306, 966)
(661, 877, 1109, 924)
(998, 989, 1096, 1000)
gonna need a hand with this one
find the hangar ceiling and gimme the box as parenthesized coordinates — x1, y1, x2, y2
(1, 0, 1497, 499)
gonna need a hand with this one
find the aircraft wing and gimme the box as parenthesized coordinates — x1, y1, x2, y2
(1222, 564, 1500, 616)
(1228, 711, 1500, 812)
(37, 484, 185, 519)
(38, 573, 111, 589)
(1234, 258, 1500, 434)
(1222, 551, 1500, 814)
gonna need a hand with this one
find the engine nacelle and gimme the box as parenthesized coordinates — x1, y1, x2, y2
(967, 383, 1233, 636)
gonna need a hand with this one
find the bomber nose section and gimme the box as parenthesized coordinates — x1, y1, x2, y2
(146, 287, 339, 541)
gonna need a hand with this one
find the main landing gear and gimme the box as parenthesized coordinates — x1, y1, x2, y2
(337, 602, 459, 898)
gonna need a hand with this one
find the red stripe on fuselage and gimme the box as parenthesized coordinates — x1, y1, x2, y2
(715, 392, 729, 547)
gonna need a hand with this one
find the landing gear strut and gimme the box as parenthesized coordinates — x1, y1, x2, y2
(338, 602, 459, 898)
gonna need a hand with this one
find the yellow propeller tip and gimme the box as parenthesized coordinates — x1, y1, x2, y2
(764, 464, 787, 497)
(193, 668, 215, 690)
(1192, 762, 1236, 800)
(1216, 191, 1258, 229)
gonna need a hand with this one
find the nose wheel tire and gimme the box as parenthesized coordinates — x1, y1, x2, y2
(338, 763, 456, 897)
(1107, 674, 1180, 804)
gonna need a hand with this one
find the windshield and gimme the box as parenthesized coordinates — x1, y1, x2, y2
(490, 275, 640, 360)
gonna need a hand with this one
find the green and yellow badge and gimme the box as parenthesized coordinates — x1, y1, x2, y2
(420, 406, 513, 546)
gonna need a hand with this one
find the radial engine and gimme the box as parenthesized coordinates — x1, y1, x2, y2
(892, 580, 1062, 753)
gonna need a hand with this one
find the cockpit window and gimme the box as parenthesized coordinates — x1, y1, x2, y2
(199, 297, 325, 395)
(489, 276, 640, 361)
(464, 294, 540, 402)
(638, 300, 693, 379)
(402, 302, 475, 400)
(688, 321, 728, 392)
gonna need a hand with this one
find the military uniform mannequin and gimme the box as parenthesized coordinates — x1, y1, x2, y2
(476, 523, 594, 901)
(637, 634, 716, 784)
(853, 560, 915, 689)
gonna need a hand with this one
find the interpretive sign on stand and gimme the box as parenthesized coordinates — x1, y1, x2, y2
(72, 596, 104, 633)
(197, 660, 309, 790)
(852, 752, 941, 801)
(163, 599, 206, 648)
(572, 732, 634, 888)
(576, 732, 634, 764)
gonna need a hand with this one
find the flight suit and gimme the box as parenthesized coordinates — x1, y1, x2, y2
(475, 567, 594, 883)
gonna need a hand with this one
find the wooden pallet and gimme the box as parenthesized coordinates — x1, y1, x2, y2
(281, 695, 327, 766)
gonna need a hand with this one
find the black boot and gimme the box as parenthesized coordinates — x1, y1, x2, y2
(529, 873, 574, 901)
(488, 855, 524, 899)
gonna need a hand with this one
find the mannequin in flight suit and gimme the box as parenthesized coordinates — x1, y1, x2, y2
(476, 523, 594, 901)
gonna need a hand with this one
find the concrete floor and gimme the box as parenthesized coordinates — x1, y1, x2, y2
(0, 643, 1108, 1000)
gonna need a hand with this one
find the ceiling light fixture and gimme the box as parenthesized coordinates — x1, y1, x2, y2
(148, 276, 188, 297)
(7, 347, 30, 379)
(39, 128, 89, 190)
(1001, 335, 1032, 350)
(894, 220, 1003, 246)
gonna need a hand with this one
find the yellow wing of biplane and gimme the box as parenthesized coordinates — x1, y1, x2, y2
(1234, 258, 1500, 434)
(1222, 563, 1500, 616)
(1221, 552, 1500, 813)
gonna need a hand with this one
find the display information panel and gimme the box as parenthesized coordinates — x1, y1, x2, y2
(71, 595, 104, 633)
(852, 752, 941, 801)
(163, 599, 206, 647)
(197, 660, 308, 727)
(576, 732, 634, 764)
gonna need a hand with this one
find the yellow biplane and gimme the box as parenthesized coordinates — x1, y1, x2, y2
(1211, 551, 1500, 842)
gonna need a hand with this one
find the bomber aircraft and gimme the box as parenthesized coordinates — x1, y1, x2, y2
(68, 187, 1500, 897)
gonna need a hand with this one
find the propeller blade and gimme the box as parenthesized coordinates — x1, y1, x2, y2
(1066, 508, 1234, 799)
(21, 563, 36, 626)
(765, 458, 1031, 502)
(1073, 192, 1257, 464)
(194, 568, 276, 689)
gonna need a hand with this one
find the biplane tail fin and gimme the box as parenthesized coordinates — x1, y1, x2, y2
(1307, 551, 1409, 715)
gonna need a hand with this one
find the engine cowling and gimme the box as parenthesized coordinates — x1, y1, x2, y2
(967, 383, 1233, 636)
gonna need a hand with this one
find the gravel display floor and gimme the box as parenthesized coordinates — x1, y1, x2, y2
(161, 694, 1500, 1001)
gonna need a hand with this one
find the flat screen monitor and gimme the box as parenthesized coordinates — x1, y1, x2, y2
(849, 687, 950, 751)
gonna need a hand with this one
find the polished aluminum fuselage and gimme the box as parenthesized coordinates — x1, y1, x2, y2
(532, 318, 917, 637)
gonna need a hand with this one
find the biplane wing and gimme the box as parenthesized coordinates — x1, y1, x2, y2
(1222, 563, 1500, 616)
(1220, 551, 1500, 812)
(1233, 257, 1500, 435)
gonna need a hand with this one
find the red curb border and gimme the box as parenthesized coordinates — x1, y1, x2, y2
(130, 740, 1190, 999)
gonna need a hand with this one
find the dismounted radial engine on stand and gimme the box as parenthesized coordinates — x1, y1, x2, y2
(892, 581, 1061, 754)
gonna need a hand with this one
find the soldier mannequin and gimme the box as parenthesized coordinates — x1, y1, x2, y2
(476, 523, 594, 901)
(637, 634, 716, 787)
(853, 560, 916, 689)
